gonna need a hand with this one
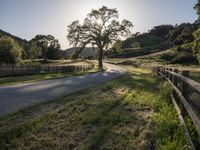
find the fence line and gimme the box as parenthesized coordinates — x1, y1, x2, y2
(0, 64, 94, 76)
(156, 66, 200, 149)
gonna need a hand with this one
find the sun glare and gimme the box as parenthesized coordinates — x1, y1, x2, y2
(96, 19, 102, 25)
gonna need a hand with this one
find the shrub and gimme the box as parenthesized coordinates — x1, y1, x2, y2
(159, 51, 178, 61)
(171, 53, 197, 64)
(46, 47, 63, 60)
(0, 36, 22, 64)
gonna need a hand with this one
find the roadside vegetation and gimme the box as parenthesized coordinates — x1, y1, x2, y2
(0, 66, 188, 149)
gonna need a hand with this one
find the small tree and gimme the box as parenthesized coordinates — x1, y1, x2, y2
(67, 6, 133, 68)
(46, 39, 63, 60)
(28, 41, 42, 59)
(0, 37, 22, 64)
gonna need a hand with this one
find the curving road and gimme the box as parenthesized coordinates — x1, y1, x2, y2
(0, 63, 126, 116)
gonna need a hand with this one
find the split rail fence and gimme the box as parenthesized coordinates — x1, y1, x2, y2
(0, 64, 94, 77)
(156, 66, 200, 149)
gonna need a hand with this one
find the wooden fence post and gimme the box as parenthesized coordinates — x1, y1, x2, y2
(173, 69, 179, 87)
(11, 65, 14, 76)
(169, 68, 173, 81)
(166, 68, 169, 78)
(163, 67, 166, 76)
(172, 68, 179, 105)
(27, 65, 29, 74)
(182, 70, 190, 99)
(156, 67, 160, 76)
(48, 65, 50, 73)
(39, 65, 41, 74)
(179, 70, 190, 118)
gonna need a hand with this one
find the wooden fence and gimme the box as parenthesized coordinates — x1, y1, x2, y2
(156, 66, 200, 149)
(0, 64, 94, 76)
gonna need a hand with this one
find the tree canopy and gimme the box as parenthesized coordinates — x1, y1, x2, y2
(122, 25, 173, 49)
(67, 6, 133, 68)
(30, 35, 61, 60)
(166, 23, 199, 46)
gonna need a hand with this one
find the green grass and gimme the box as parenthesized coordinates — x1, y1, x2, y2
(0, 66, 188, 149)
(0, 69, 100, 86)
(190, 71, 200, 83)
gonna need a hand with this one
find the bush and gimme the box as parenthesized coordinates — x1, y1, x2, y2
(0, 37, 22, 64)
(46, 47, 63, 60)
(171, 53, 197, 64)
(160, 51, 178, 61)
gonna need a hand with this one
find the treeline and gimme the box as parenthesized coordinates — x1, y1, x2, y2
(0, 30, 63, 65)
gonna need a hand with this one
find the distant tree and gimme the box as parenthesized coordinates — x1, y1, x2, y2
(0, 37, 22, 64)
(46, 39, 63, 60)
(67, 6, 133, 68)
(28, 41, 42, 59)
(193, 29, 200, 63)
(194, 0, 200, 19)
(111, 40, 122, 53)
(30, 35, 59, 61)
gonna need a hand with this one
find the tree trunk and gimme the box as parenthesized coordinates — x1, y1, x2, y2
(98, 48, 103, 69)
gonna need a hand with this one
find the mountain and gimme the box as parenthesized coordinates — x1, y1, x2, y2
(63, 47, 99, 58)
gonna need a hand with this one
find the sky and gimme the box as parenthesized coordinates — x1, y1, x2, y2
(0, 0, 198, 49)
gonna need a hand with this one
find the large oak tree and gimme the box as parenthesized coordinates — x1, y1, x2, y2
(67, 6, 133, 68)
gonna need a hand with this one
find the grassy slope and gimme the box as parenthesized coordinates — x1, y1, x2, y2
(116, 35, 172, 57)
(0, 66, 188, 149)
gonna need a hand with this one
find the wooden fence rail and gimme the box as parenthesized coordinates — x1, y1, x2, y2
(156, 66, 200, 149)
(0, 64, 94, 77)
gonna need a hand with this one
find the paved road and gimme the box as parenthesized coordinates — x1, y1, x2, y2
(0, 63, 126, 116)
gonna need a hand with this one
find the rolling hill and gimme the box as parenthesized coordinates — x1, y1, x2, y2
(63, 47, 99, 58)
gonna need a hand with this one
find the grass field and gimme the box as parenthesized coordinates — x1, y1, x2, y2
(0, 66, 188, 149)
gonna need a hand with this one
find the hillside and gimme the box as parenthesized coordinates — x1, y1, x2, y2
(63, 47, 99, 59)
(109, 25, 174, 58)
(109, 23, 200, 64)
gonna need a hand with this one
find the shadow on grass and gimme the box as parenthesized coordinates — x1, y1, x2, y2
(0, 66, 188, 149)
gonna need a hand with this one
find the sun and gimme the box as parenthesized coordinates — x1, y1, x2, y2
(96, 19, 102, 25)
